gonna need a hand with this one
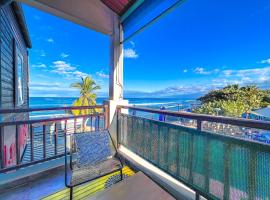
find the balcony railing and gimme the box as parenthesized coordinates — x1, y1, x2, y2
(117, 105, 270, 200)
(0, 105, 107, 173)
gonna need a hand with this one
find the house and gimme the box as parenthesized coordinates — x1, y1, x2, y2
(243, 106, 270, 121)
(0, 2, 31, 167)
(0, 1, 270, 200)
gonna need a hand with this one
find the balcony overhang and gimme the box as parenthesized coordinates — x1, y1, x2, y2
(20, 0, 185, 42)
(20, 0, 117, 35)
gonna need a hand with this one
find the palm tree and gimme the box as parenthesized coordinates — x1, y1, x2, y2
(70, 76, 101, 115)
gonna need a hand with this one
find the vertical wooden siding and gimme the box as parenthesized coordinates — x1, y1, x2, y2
(0, 5, 29, 109)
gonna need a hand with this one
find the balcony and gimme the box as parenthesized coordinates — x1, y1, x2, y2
(0, 105, 270, 200)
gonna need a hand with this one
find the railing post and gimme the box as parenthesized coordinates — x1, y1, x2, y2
(204, 140, 210, 194)
(30, 124, 34, 162)
(43, 124, 46, 159)
(157, 125, 161, 165)
(116, 106, 120, 148)
(131, 109, 135, 150)
(54, 123, 58, 156)
(0, 127, 4, 169)
(82, 116, 85, 132)
(165, 127, 170, 171)
(197, 120, 202, 131)
(198, 120, 210, 194)
(188, 133, 194, 184)
(248, 150, 256, 200)
(64, 119, 68, 186)
(90, 117, 93, 132)
(224, 143, 231, 200)
(149, 122, 153, 161)
(74, 118, 77, 134)
(104, 105, 109, 129)
(16, 125, 20, 165)
(97, 116, 100, 131)
(176, 130, 180, 177)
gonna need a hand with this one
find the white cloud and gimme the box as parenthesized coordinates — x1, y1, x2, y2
(194, 67, 210, 75)
(194, 67, 220, 75)
(125, 84, 214, 98)
(96, 71, 109, 78)
(222, 66, 270, 78)
(124, 48, 138, 59)
(30, 82, 61, 87)
(30, 82, 79, 97)
(47, 38, 54, 43)
(261, 58, 270, 64)
(36, 74, 49, 79)
(215, 66, 270, 88)
(52, 61, 76, 73)
(32, 63, 46, 68)
(60, 53, 69, 58)
(183, 69, 188, 73)
(29, 81, 107, 97)
(51, 60, 89, 79)
(73, 70, 89, 78)
(223, 70, 233, 76)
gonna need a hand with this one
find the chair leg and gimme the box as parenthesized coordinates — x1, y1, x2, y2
(120, 169, 123, 181)
(70, 187, 73, 200)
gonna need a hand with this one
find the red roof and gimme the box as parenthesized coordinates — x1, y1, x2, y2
(101, 0, 136, 16)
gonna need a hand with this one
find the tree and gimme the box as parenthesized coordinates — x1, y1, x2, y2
(195, 85, 270, 117)
(70, 76, 101, 115)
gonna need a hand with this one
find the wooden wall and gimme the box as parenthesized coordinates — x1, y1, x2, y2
(0, 4, 29, 109)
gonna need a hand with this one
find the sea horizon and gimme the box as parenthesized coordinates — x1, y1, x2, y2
(29, 96, 198, 108)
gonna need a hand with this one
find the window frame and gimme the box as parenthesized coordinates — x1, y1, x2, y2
(14, 44, 24, 107)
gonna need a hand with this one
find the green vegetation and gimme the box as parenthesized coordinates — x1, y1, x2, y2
(194, 84, 270, 117)
(70, 76, 101, 115)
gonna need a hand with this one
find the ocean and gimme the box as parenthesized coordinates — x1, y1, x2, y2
(29, 97, 198, 117)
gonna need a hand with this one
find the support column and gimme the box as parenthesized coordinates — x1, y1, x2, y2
(104, 14, 128, 124)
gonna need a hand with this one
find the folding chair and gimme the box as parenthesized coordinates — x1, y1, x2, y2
(64, 128, 123, 199)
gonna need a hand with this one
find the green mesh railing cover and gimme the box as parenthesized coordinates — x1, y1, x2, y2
(119, 114, 270, 200)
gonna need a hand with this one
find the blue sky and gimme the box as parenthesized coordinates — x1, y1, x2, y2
(23, 0, 270, 98)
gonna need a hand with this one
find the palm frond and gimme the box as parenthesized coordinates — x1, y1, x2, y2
(92, 85, 101, 91)
(70, 82, 83, 89)
(70, 76, 101, 116)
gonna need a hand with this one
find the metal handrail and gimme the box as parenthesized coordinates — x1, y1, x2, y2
(118, 105, 270, 130)
(0, 105, 105, 114)
(117, 108, 270, 200)
(0, 113, 105, 126)
(0, 105, 108, 173)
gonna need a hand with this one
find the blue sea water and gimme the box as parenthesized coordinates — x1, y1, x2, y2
(30, 97, 197, 109)
(29, 97, 198, 117)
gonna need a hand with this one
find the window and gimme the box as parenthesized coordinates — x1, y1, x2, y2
(16, 49, 24, 106)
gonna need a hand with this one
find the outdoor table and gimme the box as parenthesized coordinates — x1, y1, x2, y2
(87, 172, 176, 200)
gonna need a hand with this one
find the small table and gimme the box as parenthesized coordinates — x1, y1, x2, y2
(87, 172, 175, 200)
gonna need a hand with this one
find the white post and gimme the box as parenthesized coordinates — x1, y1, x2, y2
(104, 14, 128, 124)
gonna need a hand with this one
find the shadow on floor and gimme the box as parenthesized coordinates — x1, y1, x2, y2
(0, 166, 134, 200)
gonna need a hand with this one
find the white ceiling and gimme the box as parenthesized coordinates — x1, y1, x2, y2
(20, 0, 118, 35)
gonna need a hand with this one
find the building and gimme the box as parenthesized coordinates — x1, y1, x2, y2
(243, 106, 270, 121)
(0, 2, 31, 167)
(0, 1, 270, 200)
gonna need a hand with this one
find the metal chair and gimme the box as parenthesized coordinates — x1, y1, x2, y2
(64, 128, 123, 199)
